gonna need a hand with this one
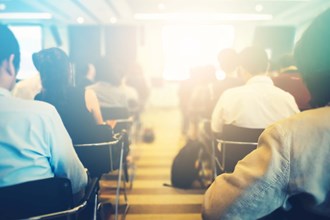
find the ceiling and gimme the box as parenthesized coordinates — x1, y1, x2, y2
(0, 0, 329, 26)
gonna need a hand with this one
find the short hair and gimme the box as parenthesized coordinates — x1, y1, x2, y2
(218, 48, 239, 74)
(239, 46, 268, 75)
(294, 9, 330, 107)
(33, 47, 71, 91)
(0, 25, 20, 72)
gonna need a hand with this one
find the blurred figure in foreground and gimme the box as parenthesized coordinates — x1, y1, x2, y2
(0, 25, 87, 195)
(203, 9, 330, 219)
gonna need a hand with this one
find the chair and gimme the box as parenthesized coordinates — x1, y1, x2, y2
(215, 125, 264, 173)
(0, 177, 99, 220)
(101, 107, 133, 133)
(74, 131, 129, 220)
(101, 107, 136, 188)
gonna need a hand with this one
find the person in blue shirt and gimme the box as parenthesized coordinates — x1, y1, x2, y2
(0, 25, 87, 195)
(203, 9, 330, 220)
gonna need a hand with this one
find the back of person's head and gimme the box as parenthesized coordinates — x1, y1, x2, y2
(218, 48, 239, 74)
(33, 47, 71, 92)
(0, 25, 20, 72)
(239, 46, 268, 75)
(95, 57, 123, 86)
(294, 9, 330, 107)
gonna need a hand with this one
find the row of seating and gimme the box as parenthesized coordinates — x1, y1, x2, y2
(194, 120, 264, 184)
(0, 107, 138, 220)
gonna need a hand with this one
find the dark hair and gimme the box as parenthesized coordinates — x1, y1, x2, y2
(294, 9, 330, 107)
(218, 48, 239, 74)
(239, 46, 268, 75)
(33, 47, 71, 92)
(0, 25, 20, 72)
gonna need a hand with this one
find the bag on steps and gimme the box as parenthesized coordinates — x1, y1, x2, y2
(171, 139, 201, 189)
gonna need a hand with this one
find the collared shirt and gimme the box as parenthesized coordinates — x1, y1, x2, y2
(211, 75, 300, 133)
(203, 107, 330, 219)
(0, 87, 87, 193)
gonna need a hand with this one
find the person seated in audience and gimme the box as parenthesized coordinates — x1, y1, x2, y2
(212, 48, 244, 110)
(33, 48, 113, 144)
(125, 62, 150, 112)
(202, 9, 330, 219)
(211, 46, 300, 135)
(186, 65, 217, 139)
(178, 66, 214, 135)
(0, 25, 87, 195)
(189, 65, 217, 121)
(195, 49, 244, 146)
(87, 57, 139, 113)
(272, 54, 312, 111)
(75, 62, 96, 89)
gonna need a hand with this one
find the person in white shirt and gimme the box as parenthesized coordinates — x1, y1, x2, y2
(211, 46, 300, 134)
(203, 9, 330, 219)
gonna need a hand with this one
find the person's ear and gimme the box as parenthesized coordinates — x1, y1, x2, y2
(7, 54, 16, 76)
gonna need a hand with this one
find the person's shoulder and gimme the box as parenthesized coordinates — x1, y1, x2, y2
(221, 83, 246, 97)
(269, 107, 330, 133)
(18, 98, 58, 117)
(272, 84, 295, 97)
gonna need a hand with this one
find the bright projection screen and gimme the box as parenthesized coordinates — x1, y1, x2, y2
(162, 25, 235, 81)
(9, 25, 43, 79)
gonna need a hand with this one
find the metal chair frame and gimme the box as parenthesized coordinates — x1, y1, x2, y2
(215, 125, 264, 173)
(74, 131, 129, 220)
(216, 139, 258, 172)
(0, 177, 99, 220)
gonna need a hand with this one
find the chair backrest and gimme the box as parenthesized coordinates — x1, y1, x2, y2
(216, 125, 264, 173)
(101, 107, 133, 133)
(101, 107, 130, 120)
(0, 177, 73, 219)
(74, 133, 125, 178)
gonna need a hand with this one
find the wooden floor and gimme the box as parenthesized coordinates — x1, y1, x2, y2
(99, 107, 205, 220)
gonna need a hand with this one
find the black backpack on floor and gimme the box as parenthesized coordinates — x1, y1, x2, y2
(171, 139, 201, 189)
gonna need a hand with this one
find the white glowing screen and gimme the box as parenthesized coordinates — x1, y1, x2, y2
(9, 25, 43, 79)
(162, 25, 235, 80)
